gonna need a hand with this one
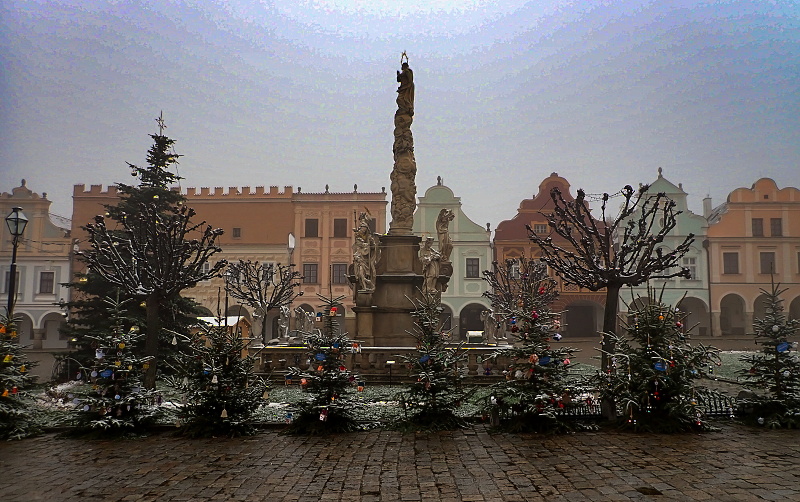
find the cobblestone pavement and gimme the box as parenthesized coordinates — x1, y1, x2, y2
(1, 423, 799, 501)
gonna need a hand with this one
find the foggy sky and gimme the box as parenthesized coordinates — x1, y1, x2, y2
(1, 0, 798, 229)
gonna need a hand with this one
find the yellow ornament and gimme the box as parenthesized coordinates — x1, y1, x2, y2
(1, 389, 8, 397)
(19, 365, 26, 373)
(118, 342, 126, 349)
(11, 331, 17, 338)
(143, 363, 150, 370)
(3, 354, 12, 363)
(115, 360, 121, 367)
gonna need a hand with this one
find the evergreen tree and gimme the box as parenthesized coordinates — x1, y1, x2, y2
(62, 116, 213, 384)
(593, 289, 721, 432)
(396, 291, 467, 430)
(68, 293, 159, 435)
(0, 311, 38, 440)
(166, 314, 268, 438)
(286, 294, 361, 434)
(739, 283, 800, 428)
(482, 257, 578, 432)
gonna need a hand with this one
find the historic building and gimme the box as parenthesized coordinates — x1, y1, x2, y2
(618, 168, 711, 336)
(493, 173, 606, 337)
(71, 184, 387, 341)
(2, 181, 72, 377)
(412, 177, 492, 338)
(706, 178, 800, 336)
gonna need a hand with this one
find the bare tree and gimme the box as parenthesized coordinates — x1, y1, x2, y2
(223, 260, 303, 343)
(528, 185, 693, 418)
(81, 203, 225, 388)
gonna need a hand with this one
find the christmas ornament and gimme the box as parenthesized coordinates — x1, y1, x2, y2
(220, 408, 228, 418)
(777, 342, 790, 353)
(772, 325, 780, 333)
(552, 333, 563, 341)
(3, 354, 12, 363)
(211, 375, 218, 384)
(315, 353, 326, 361)
(539, 356, 551, 365)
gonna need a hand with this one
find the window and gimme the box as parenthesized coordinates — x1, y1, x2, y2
(200, 262, 211, 281)
(752, 218, 763, 237)
(3, 270, 20, 294)
(305, 219, 319, 237)
(723, 252, 739, 274)
(465, 258, 480, 278)
(39, 271, 55, 294)
(532, 223, 548, 234)
(232, 227, 242, 238)
(682, 257, 696, 280)
(771, 218, 783, 237)
(333, 219, 348, 238)
(509, 261, 521, 279)
(760, 252, 776, 274)
(303, 263, 318, 284)
(332, 263, 348, 284)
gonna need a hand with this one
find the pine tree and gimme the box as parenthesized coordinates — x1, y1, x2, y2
(739, 282, 800, 428)
(62, 116, 213, 384)
(286, 294, 361, 434)
(482, 257, 579, 432)
(593, 289, 721, 432)
(0, 311, 38, 440)
(396, 291, 467, 430)
(68, 293, 159, 435)
(166, 313, 268, 438)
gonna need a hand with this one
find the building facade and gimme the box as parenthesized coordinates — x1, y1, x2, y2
(71, 184, 387, 341)
(493, 173, 606, 338)
(618, 169, 711, 336)
(412, 177, 492, 338)
(2, 181, 72, 377)
(706, 178, 800, 336)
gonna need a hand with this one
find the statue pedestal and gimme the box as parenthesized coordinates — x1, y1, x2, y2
(354, 234, 423, 346)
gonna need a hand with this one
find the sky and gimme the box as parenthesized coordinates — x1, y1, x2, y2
(1, 0, 798, 229)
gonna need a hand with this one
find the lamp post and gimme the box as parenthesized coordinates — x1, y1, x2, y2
(5, 207, 28, 318)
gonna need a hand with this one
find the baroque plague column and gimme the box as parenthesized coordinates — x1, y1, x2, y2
(352, 54, 450, 346)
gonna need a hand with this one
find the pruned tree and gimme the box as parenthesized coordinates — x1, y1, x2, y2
(528, 184, 693, 418)
(81, 202, 226, 388)
(224, 261, 303, 343)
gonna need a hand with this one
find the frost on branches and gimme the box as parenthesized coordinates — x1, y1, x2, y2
(739, 283, 800, 428)
(482, 257, 583, 432)
(594, 289, 721, 432)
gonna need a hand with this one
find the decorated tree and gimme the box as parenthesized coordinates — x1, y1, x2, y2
(739, 283, 800, 428)
(224, 260, 303, 343)
(0, 311, 38, 440)
(286, 294, 361, 433)
(482, 257, 579, 432)
(397, 291, 467, 430)
(63, 115, 217, 384)
(529, 185, 693, 418)
(166, 314, 268, 438)
(68, 293, 159, 435)
(592, 289, 721, 432)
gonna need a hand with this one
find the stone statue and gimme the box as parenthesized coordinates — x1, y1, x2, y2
(419, 236, 441, 294)
(436, 208, 455, 262)
(396, 60, 414, 116)
(481, 309, 500, 344)
(389, 53, 417, 235)
(278, 305, 290, 338)
(353, 212, 380, 292)
(294, 307, 315, 334)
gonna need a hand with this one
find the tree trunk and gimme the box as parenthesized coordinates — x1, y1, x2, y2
(144, 293, 161, 389)
(601, 284, 621, 420)
(260, 310, 268, 343)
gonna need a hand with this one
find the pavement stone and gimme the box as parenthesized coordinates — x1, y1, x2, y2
(0, 423, 799, 501)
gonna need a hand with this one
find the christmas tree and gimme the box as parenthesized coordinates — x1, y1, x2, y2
(482, 257, 578, 432)
(68, 293, 159, 435)
(62, 114, 220, 387)
(396, 291, 467, 430)
(0, 311, 38, 440)
(739, 282, 800, 428)
(286, 294, 361, 434)
(166, 313, 268, 438)
(594, 288, 721, 432)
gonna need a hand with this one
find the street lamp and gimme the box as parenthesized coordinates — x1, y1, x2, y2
(5, 207, 28, 317)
